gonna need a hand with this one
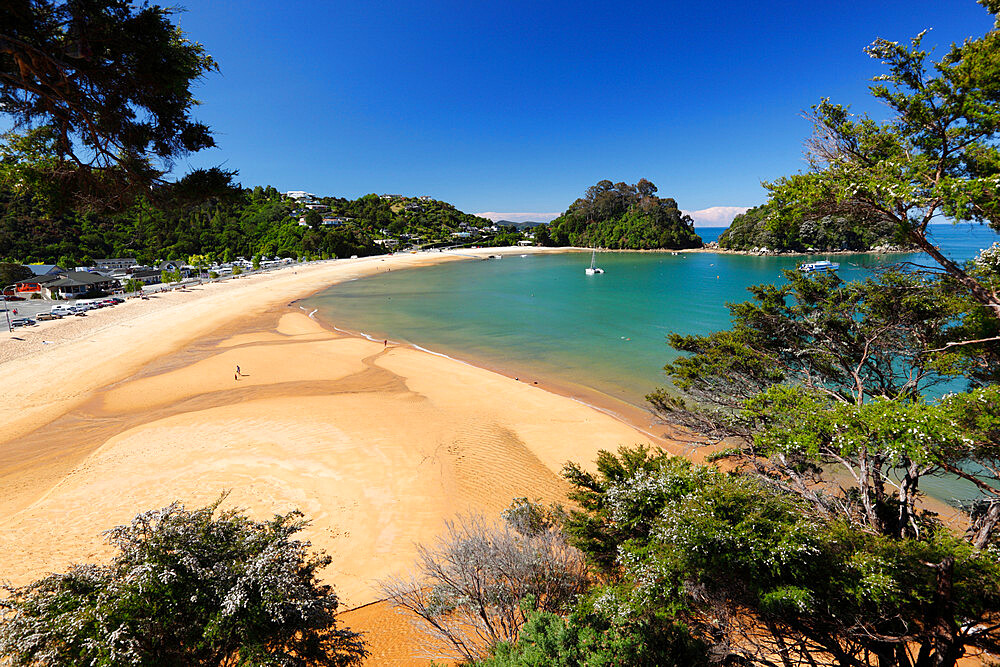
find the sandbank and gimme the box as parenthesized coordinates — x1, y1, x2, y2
(0, 247, 679, 663)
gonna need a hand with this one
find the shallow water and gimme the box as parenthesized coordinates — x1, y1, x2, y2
(303, 224, 998, 409)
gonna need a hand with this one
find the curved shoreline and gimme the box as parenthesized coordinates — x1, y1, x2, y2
(0, 246, 677, 612)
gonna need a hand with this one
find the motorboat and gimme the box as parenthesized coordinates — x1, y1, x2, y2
(799, 260, 839, 273)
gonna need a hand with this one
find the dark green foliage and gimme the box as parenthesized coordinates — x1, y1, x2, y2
(763, 2, 1000, 322)
(0, 262, 32, 287)
(561, 448, 1000, 667)
(718, 202, 901, 251)
(327, 194, 491, 246)
(0, 183, 377, 266)
(543, 179, 702, 250)
(0, 178, 509, 265)
(476, 601, 708, 667)
(122, 278, 143, 293)
(0, 499, 367, 666)
(0, 1, 219, 208)
(561, 445, 700, 576)
(652, 267, 1000, 542)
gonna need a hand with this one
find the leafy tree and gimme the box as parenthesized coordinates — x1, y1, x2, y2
(0, 499, 367, 666)
(718, 202, 901, 252)
(476, 601, 707, 667)
(122, 277, 143, 293)
(305, 209, 322, 229)
(0, 262, 32, 287)
(188, 253, 210, 280)
(0, 0, 218, 207)
(561, 448, 1000, 667)
(650, 268, 1000, 541)
(764, 0, 1000, 325)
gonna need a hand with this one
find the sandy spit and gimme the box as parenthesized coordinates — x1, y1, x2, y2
(0, 247, 678, 664)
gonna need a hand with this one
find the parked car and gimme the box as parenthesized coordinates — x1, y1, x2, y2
(36, 312, 61, 321)
(11, 317, 36, 327)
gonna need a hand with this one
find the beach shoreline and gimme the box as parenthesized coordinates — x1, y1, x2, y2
(0, 246, 678, 617)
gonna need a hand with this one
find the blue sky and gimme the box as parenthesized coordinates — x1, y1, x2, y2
(174, 1, 995, 225)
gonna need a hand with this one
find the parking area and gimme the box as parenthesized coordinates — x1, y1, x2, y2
(1, 296, 126, 329)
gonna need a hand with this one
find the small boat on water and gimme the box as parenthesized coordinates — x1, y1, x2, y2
(585, 249, 604, 275)
(799, 260, 840, 273)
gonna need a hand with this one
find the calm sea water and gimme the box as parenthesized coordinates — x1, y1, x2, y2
(303, 224, 999, 410)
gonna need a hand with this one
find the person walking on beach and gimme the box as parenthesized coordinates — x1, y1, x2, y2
(236, 364, 241, 376)
(384, 339, 387, 348)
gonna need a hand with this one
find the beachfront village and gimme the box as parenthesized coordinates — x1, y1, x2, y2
(1, 188, 539, 329)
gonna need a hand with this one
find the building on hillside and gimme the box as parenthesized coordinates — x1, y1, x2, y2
(374, 239, 399, 248)
(94, 258, 137, 270)
(304, 203, 329, 211)
(25, 264, 66, 277)
(418, 195, 431, 201)
(517, 240, 533, 246)
(380, 194, 402, 200)
(451, 231, 472, 239)
(37, 271, 116, 299)
(285, 191, 316, 201)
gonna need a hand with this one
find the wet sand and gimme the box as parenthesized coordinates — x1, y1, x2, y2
(0, 249, 681, 664)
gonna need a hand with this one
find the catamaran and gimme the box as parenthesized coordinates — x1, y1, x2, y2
(799, 259, 840, 273)
(585, 249, 604, 275)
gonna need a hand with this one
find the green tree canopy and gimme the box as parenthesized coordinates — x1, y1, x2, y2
(0, 1, 219, 208)
(0, 262, 32, 287)
(543, 179, 702, 250)
(559, 448, 1000, 667)
(0, 499, 367, 666)
(763, 0, 1000, 323)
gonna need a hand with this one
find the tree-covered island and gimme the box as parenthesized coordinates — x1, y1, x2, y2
(534, 178, 703, 250)
(718, 202, 911, 253)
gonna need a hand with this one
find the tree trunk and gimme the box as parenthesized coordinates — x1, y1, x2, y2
(914, 557, 964, 667)
(898, 460, 921, 539)
(972, 500, 1000, 549)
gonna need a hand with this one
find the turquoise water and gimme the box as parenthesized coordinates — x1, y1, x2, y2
(303, 224, 999, 411)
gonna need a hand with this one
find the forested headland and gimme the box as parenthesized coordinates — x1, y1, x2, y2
(534, 178, 703, 250)
(718, 201, 907, 252)
(0, 151, 510, 266)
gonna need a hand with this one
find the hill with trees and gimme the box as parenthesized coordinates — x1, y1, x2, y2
(718, 201, 904, 252)
(0, 163, 510, 267)
(536, 179, 702, 250)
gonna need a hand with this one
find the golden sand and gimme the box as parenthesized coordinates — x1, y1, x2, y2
(0, 249, 674, 664)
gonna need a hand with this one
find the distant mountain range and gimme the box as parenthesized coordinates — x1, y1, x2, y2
(495, 220, 548, 229)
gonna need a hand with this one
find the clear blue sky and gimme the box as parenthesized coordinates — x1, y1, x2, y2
(174, 1, 995, 224)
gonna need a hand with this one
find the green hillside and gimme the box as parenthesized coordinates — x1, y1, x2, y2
(536, 179, 702, 250)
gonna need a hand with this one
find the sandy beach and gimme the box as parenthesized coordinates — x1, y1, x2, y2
(0, 248, 681, 663)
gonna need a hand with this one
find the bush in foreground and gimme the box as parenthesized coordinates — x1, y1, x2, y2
(379, 500, 589, 663)
(0, 498, 366, 666)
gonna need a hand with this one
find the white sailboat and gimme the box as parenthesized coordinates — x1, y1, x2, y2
(585, 249, 604, 275)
